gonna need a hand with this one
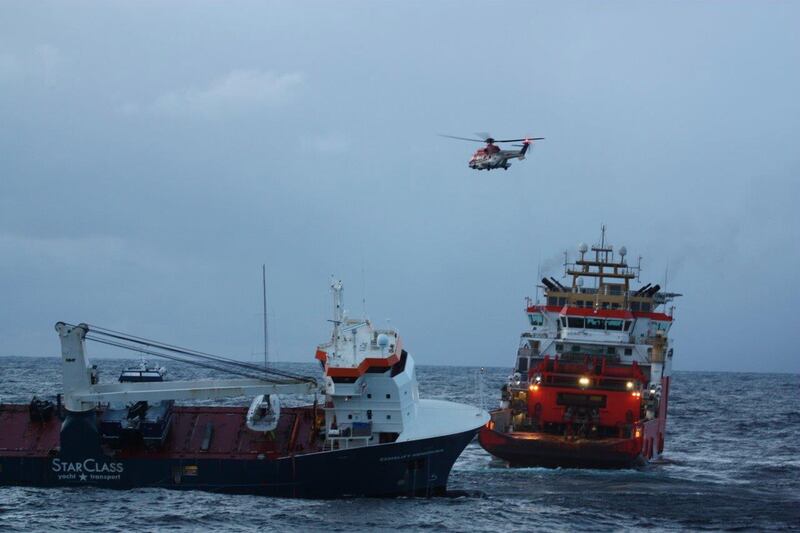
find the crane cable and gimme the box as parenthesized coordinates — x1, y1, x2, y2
(63, 323, 316, 385)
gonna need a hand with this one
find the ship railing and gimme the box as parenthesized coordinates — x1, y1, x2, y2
(533, 372, 641, 392)
(324, 434, 371, 451)
(553, 352, 622, 363)
(540, 286, 675, 301)
(324, 421, 372, 450)
(542, 287, 628, 296)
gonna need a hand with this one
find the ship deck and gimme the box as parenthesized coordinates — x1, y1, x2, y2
(0, 404, 322, 460)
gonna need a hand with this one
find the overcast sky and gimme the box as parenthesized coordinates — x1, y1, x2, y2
(1, 2, 798, 373)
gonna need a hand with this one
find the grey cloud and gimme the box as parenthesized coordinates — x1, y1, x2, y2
(0, 44, 63, 86)
(122, 69, 303, 118)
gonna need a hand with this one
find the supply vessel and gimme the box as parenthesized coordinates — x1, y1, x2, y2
(0, 281, 488, 497)
(479, 229, 680, 468)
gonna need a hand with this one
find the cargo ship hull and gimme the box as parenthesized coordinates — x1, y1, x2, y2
(0, 404, 478, 498)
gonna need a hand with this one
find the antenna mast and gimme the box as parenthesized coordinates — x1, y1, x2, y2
(262, 264, 269, 369)
(361, 257, 367, 319)
(536, 260, 541, 304)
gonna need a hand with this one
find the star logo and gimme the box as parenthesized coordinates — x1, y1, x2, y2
(79, 473, 88, 482)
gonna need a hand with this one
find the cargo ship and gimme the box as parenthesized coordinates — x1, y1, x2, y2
(0, 281, 488, 497)
(479, 229, 680, 468)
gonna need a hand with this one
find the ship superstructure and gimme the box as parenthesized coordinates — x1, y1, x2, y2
(479, 228, 681, 467)
(316, 280, 487, 449)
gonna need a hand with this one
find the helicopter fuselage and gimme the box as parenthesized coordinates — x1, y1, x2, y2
(468, 149, 525, 171)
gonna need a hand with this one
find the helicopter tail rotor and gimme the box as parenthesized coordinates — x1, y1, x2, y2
(520, 137, 544, 156)
(521, 139, 531, 156)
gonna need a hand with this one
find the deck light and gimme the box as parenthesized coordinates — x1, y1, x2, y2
(578, 376, 590, 387)
(626, 381, 634, 390)
(529, 384, 539, 392)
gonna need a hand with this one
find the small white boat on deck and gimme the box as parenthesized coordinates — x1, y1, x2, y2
(246, 394, 281, 432)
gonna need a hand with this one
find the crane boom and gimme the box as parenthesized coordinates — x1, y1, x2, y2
(70, 379, 315, 408)
(55, 322, 318, 412)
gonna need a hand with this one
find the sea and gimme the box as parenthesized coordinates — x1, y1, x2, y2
(1, 357, 798, 532)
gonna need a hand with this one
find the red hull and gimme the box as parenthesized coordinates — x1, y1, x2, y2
(478, 415, 665, 469)
(479, 426, 643, 468)
(0, 404, 320, 460)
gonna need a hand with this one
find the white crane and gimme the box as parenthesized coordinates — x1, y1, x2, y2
(56, 322, 317, 413)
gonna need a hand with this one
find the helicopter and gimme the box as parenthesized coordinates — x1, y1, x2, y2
(440, 132, 545, 170)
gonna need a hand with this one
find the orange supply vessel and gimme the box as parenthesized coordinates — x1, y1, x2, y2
(479, 229, 681, 468)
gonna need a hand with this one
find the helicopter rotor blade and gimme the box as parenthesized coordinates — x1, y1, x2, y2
(439, 134, 488, 142)
(474, 132, 492, 142)
(440, 134, 546, 143)
(494, 137, 546, 143)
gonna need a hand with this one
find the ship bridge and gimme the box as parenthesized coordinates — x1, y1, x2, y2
(517, 227, 681, 378)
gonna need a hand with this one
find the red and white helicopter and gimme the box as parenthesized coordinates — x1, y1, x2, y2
(441, 132, 545, 170)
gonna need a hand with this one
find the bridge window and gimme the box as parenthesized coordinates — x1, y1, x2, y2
(625, 348, 633, 355)
(548, 297, 558, 306)
(560, 317, 567, 327)
(567, 317, 584, 328)
(517, 357, 528, 372)
(624, 321, 632, 331)
(390, 350, 408, 377)
(606, 319, 623, 331)
(529, 313, 544, 326)
(586, 318, 604, 330)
